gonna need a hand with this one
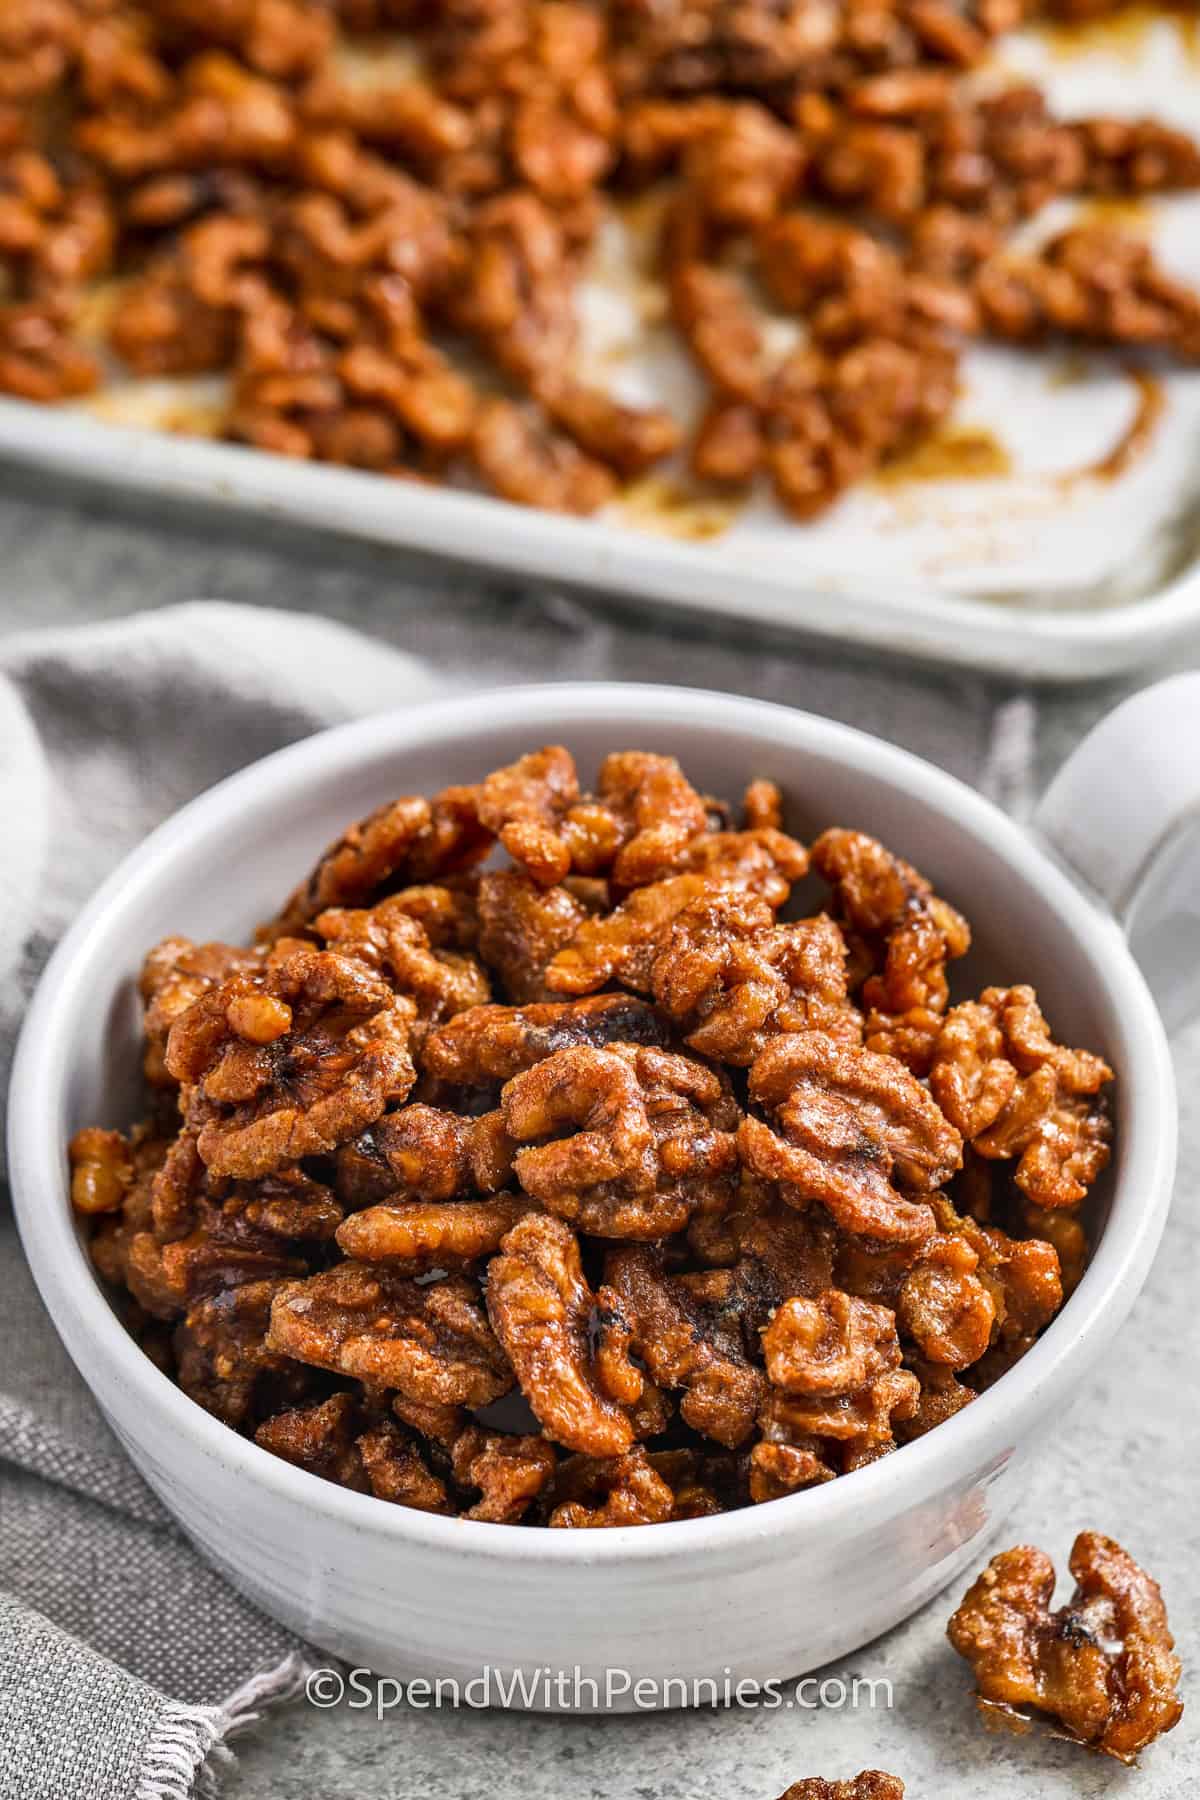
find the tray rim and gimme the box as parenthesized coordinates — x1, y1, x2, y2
(2, 394, 1197, 682)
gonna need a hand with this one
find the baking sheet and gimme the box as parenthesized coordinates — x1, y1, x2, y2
(3, 8, 1200, 679)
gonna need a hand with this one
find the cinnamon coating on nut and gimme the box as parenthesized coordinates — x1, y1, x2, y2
(166, 943, 417, 1179)
(268, 1262, 513, 1407)
(741, 1032, 961, 1246)
(776, 1778, 904, 1800)
(72, 743, 1112, 1523)
(931, 984, 1112, 1209)
(486, 1212, 635, 1456)
(501, 1041, 739, 1238)
(948, 1533, 1183, 1762)
(652, 894, 861, 1064)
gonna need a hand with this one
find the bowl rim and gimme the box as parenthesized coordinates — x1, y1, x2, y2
(8, 681, 1177, 1567)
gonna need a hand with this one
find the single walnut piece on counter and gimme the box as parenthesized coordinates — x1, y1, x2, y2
(70, 743, 1113, 1523)
(775, 1777, 904, 1800)
(948, 1533, 1183, 1762)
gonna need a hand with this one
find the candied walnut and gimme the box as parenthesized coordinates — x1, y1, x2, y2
(549, 1445, 677, 1528)
(0, 298, 100, 401)
(587, 750, 711, 888)
(166, 944, 417, 1179)
(374, 882, 480, 952)
(140, 936, 263, 1084)
(535, 375, 680, 478)
(948, 1533, 1183, 1763)
(423, 993, 668, 1087)
(337, 1105, 515, 1205)
(668, 227, 768, 403)
(88, 1125, 173, 1292)
(760, 1290, 919, 1445)
(931, 986, 1112, 1209)
(357, 1417, 453, 1512)
(255, 1392, 368, 1490)
(717, 1187, 839, 1327)
(738, 779, 781, 830)
(268, 791, 489, 938)
(741, 1033, 960, 1246)
(1019, 1200, 1087, 1299)
(474, 745, 582, 885)
(267, 1263, 512, 1406)
(450, 1422, 558, 1523)
(471, 399, 616, 515)
(932, 1196, 1062, 1361)
(896, 1231, 995, 1368)
(337, 1191, 533, 1270)
(545, 828, 808, 997)
(476, 870, 589, 1002)
(174, 1277, 316, 1427)
(486, 1212, 634, 1456)
(69, 1126, 133, 1215)
(896, 1356, 973, 1440)
(313, 893, 491, 1027)
(123, 1150, 334, 1321)
(605, 1245, 763, 1447)
(976, 226, 1200, 360)
(748, 1438, 836, 1505)
(683, 101, 806, 230)
(502, 1042, 739, 1239)
(652, 894, 860, 1064)
(775, 1777, 904, 1800)
(811, 828, 970, 1018)
(863, 1003, 944, 1077)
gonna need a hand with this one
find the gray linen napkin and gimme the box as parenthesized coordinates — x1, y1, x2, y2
(0, 602, 442, 1800)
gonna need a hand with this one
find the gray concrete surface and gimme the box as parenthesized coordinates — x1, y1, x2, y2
(2, 461, 1196, 1799)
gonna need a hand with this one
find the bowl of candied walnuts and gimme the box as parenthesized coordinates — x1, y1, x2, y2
(9, 679, 1192, 1701)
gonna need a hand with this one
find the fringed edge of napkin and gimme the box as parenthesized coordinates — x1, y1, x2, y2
(135, 1652, 316, 1800)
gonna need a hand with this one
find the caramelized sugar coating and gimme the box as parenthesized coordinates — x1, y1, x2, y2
(72, 744, 1114, 1523)
(776, 1778, 904, 1800)
(423, 992, 668, 1086)
(948, 1533, 1183, 1762)
(165, 942, 417, 1179)
(652, 894, 861, 1064)
(931, 984, 1112, 1209)
(501, 1041, 740, 1238)
(312, 894, 491, 1030)
(486, 1212, 635, 1456)
(759, 1291, 919, 1447)
(605, 1245, 764, 1446)
(268, 1263, 512, 1407)
(740, 1032, 961, 1246)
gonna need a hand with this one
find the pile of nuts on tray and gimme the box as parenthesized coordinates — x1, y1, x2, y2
(70, 745, 1115, 1529)
(2, 0, 1199, 516)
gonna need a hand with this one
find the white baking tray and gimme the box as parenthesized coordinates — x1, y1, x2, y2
(2, 11, 1199, 681)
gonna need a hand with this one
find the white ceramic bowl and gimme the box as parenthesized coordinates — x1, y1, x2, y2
(9, 681, 1194, 1707)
